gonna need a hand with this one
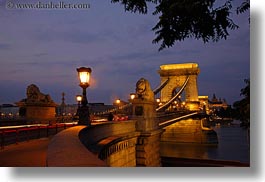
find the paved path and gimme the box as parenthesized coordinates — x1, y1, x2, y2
(0, 137, 51, 167)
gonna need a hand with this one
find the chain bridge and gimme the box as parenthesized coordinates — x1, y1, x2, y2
(0, 63, 238, 167)
(92, 63, 209, 129)
(46, 63, 219, 167)
(59, 63, 216, 167)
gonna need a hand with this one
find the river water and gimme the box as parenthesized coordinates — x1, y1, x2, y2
(160, 121, 250, 164)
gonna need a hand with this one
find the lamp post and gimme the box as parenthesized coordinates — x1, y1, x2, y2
(75, 94, 82, 123)
(77, 67, 92, 126)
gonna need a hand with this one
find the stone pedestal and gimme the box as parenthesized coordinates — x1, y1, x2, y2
(26, 104, 56, 123)
(16, 84, 57, 124)
(131, 98, 163, 167)
(132, 99, 159, 132)
(78, 106, 90, 126)
(136, 130, 164, 166)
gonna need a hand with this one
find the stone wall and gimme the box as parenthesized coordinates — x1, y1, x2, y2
(26, 106, 56, 123)
(161, 118, 218, 144)
(136, 130, 163, 166)
(101, 138, 138, 167)
(79, 120, 140, 167)
(79, 120, 137, 146)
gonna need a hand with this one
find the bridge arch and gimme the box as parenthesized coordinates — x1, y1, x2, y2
(158, 63, 200, 111)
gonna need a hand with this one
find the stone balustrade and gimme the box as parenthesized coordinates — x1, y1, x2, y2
(79, 120, 137, 146)
(79, 120, 140, 167)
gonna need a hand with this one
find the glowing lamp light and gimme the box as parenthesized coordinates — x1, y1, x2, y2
(130, 93, 136, 100)
(76, 95, 82, 102)
(156, 98, 161, 103)
(116, 99, 121, 104)
(77, 67, 92, 88)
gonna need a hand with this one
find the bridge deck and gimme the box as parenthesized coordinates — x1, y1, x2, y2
(0, 138, 50, 167)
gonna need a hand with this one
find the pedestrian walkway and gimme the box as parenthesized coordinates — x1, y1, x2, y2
(0, 137, 51, 167)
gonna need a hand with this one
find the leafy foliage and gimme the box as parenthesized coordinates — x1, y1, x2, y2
(236, 0, 250, 14)
(111, 0, 240, 50)
(233, 79, 250, 127)
(111, 0, 153, 13)
(215, 106, 234, 119)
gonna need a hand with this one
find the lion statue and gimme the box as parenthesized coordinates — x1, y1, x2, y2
(26, 84, 53, 103)
(135, 78, 154, 101)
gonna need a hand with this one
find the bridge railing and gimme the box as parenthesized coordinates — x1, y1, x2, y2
(98, 138, 134, 161)
(92, 103, 133, 117)
(0, 122, 77, 150)
(79, 120, 140, 166)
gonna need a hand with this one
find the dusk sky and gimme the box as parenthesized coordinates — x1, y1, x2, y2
(0, 0, 249, 106)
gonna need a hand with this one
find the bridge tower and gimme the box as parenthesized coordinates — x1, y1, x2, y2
(158, 63, 200, 111)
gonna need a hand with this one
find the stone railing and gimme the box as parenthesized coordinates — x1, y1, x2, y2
(79, 120, 140, 167)
(98, 137, 135, 160)
(79, 120, 137, 146)
(97, 135, 139, 167)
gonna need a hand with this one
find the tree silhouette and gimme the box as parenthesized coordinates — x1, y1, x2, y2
(111, 0, 249, 51)
(236, 0, 250, 15)
(233, 79, 250, 127)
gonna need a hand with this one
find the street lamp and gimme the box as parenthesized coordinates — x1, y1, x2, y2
(130, 93, 136, 100)
(77, 67, 92, 126)
(116, 99, 121, 105)
(76, 95, 82, 108)
(182, 102, 186, 109)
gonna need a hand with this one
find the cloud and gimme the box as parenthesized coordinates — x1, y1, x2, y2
(0, 1, 249, 106)
(34, 28, 104, 44)
(34, 52, 48, 57)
